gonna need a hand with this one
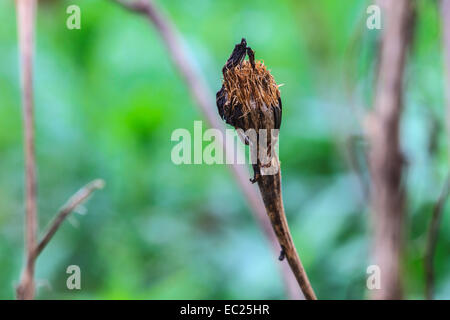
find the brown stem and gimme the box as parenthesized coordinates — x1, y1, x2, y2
(16, 0, 37, 301)
(111, 0, 303, 299)
(16, 180, 104, 298)
(424, 174, 450, 300)
(34, 180, 105, 257)
(366, 0, 414, 300)
(257, 168, 317, 300)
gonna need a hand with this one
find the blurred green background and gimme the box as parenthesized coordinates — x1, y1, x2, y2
(0, 0, 448, 299)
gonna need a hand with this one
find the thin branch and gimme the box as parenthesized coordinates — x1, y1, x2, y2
(424, 174, 450, 299)
(16, 0, 38, 301)
(366, 0, 414, 300)
(15, 1, 104, 300)
(34, 179, 105, 257)
(111, 0, 303, 299)
(16, 179, 104, 298)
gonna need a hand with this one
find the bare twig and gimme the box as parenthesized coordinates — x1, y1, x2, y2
(424, 174, 450, 299)
(16, 0, 38, 301)
(111, 0, 303, 299)
(366, 0, 414, 300)
(34, 179, 105, 257)
(16, 180, 104, 298)
(15, 0, 104, 300)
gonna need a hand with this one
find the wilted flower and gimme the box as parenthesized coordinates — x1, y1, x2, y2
(216, 38, 282, 182)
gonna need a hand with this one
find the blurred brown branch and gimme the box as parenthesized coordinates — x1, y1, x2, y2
(15, 0, 38, 301)
(112, 0, 304, 299)
(424, 174, 450, 300)
(15, 0, 104, 300)
(34, 180, 105, 257)
(17, 180, 104, 299)
(366, 0, 414, 300)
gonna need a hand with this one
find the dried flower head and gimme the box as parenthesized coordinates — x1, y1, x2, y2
(217, 38, 282, 134)
(223, 60, 281, 120)
(216, 38, 282, 182)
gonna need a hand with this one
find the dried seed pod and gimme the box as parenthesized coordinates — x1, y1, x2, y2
(216, 38, 282, 182)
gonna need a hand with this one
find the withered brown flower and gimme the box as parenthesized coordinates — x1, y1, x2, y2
(215, 39, 317, 300)
(216, 38, 282, 182)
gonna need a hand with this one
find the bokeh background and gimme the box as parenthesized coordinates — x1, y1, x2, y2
(0, 0, 448, 299)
